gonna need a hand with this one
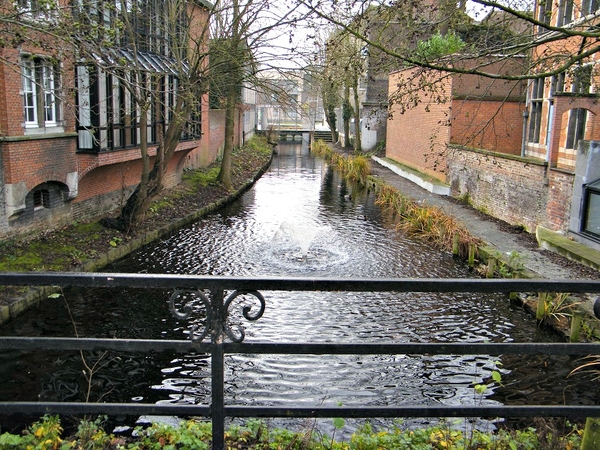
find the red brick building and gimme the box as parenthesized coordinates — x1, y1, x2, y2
(0, 0, 216, 239)
(387, 58, 526, 181)
(386, 4, 600, 251)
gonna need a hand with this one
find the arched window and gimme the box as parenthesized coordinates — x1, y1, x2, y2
(565, 108, 587, 150)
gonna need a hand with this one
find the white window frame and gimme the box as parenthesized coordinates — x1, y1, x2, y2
(22, 61, 38, 127)
(15, 0, 58, 22)
(21, 56, 61, 130)
(42, 64, 57, 125)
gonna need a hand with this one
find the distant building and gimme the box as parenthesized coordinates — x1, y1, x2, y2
(256, 69, 323, 134)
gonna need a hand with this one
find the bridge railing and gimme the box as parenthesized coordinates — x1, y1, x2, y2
(1, 272, 600, 449)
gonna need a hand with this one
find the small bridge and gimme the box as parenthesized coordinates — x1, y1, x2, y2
(258, 129, 333, 143)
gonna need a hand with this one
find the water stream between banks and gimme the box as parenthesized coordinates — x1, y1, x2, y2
(1, 140, 598, 435)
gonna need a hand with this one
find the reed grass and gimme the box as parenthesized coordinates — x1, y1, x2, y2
(374, 181, 480, 258)
(311, 140, 370, 186)
(312, 139, 481, 258)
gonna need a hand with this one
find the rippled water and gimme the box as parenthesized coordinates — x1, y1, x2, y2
(1, 141, 598, 434)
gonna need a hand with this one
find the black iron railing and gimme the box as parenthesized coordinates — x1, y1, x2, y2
(1, 272, 600, 449)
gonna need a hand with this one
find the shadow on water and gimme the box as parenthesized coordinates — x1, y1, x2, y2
(1, 140, 599, 436)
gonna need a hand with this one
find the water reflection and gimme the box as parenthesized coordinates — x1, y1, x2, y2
(1, 141, 598, 435)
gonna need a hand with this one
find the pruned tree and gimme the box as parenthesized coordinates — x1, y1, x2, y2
(210, 0, 252, 190)
(207, 0, 310, 189)
(321, 26, 366, 150)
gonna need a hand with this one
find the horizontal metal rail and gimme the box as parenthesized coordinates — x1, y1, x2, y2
(1, 272, 600, 449)
(2, 271, 600, 293)
(2, 337, 600, 356)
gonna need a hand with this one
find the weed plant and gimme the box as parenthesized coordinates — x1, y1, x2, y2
(538, 292, 577, 327)
(0, 415, 584, 449)
(311, 140, 370, 186)
(374, 183, 480, 258)
(313, 139, 481, 257)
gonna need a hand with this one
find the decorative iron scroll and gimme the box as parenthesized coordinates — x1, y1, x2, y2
(169, 289, 212, 342)
(223, 290, 266, 343)
(169, 289, 265, 343)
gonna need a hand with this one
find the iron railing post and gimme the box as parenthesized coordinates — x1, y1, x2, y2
(210, 288, 226, 450)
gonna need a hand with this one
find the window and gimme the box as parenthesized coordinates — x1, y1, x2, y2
(16, 0, 57, 21)
(74, 0, 187, 57)
(21, 57, 61, 129)
(565, 108, 587, 149)
(550, 73, 566, 96)
(76, 61, 200, 152)
(582, 179, 600, 239)
(528, 78, 545, 143)
(572, 65, 592, 94)
(537, 0, 550, 31)
(557, 0, 574, 26)
(582, 0, 599, 15)
(33, 189, 50, 209)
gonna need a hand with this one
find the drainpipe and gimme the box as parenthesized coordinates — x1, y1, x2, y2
(521, 78, 532, 157)
(521, 108, 529, 157)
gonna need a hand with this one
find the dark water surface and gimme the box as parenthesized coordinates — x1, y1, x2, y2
(1, 141, 598, 434)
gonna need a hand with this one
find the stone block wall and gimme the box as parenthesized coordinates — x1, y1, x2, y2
(447, 146, 550, 232)
(547, 168, 575, 232)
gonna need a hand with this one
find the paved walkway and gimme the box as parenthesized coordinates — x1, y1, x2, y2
(370, 157, 600, 282)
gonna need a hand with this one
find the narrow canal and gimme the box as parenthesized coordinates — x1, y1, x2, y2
(1, 140, 598, 434)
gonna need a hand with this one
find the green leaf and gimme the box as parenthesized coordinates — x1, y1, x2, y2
(48, 293, 61, 299)
(492, 370, 502, 383)
(0, 432, 24, 445)
(333, 417, 345, 429)
(474, 384, 487, 395)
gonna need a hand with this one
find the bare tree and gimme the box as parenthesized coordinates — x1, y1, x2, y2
(209, 0, 308, 189)
(298, 0, 600, 86)
(69, 0, 213, 231)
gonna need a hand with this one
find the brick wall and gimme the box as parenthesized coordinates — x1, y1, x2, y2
(447, 146, 550, 232)
(387, 66, 525, 181)
(0, 3, 218, 240)
(0, 49, 29, 136)
(2, 137, 78, 188)
(210, 109, 226, 159)
(451, 100, 524, 155)
(387, 69, 451, 181)
(547, 168, 575, 231)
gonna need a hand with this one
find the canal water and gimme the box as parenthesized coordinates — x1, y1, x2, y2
(1, 140, 598, 434)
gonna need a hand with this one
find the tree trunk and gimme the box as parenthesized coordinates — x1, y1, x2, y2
(343, 85, 351, 148)
(353, 84, 362, 152)
(218, 84, 237, 190)
(102, 96, 188, 232)
(102, 105, 152, 232)
(324, 104, 337, 143)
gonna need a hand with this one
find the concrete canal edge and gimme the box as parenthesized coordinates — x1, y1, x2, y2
(0, 153, 274, 326)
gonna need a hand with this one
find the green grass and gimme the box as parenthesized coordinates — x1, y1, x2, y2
(183, 165, 221, 187)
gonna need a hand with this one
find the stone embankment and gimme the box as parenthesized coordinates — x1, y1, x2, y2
(0, 143, 274, 325)
(368, 154, 600, 339)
